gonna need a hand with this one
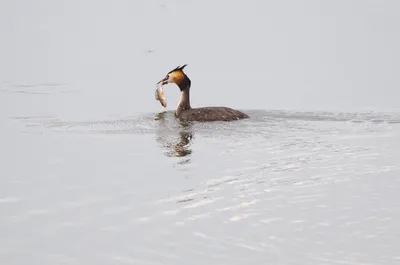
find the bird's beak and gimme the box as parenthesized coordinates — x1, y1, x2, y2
(157, 76, 168, 86)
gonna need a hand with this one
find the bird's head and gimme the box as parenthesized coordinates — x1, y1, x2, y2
(157, 64, 188, 86)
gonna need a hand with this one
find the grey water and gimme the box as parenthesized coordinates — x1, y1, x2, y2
(2, 1, 400, 265)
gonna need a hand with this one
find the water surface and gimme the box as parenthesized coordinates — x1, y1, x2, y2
(2, 98, 400, 264)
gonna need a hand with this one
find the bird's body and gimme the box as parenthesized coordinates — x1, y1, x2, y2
(177, 107, 249, 122)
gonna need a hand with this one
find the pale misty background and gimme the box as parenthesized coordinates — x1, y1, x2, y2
(1, 0, 399, 119)
(2, 1, 400, 265)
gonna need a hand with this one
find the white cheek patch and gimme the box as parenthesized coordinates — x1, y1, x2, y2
(168, 74, 175, 83)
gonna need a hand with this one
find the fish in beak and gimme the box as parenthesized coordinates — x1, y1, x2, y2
(155, 85, 167, 108)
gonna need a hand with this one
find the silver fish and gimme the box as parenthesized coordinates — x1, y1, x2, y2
(155, 85, 167, 108)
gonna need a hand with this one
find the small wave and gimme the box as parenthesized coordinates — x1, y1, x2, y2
(12, 110, 400, 135)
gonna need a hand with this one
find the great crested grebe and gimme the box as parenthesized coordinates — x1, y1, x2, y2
(157, 64, 249, 122)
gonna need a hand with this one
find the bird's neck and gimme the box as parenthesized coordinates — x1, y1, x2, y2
(176, 75, 191, 116)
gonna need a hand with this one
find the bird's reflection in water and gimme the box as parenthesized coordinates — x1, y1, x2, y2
(154, 111, 194, 163)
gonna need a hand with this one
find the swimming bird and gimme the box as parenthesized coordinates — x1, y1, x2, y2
(157, 65, 249, 122)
